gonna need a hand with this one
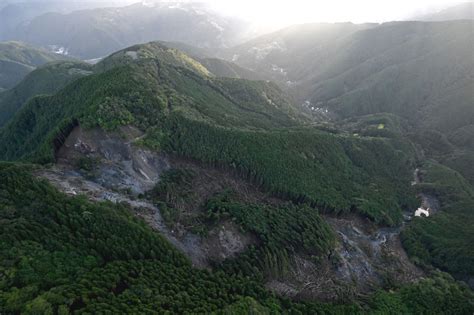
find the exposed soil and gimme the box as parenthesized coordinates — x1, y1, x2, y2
(267, 213, 423, 301)
(37, 125, 425, 301)
(38, 126, 258, 268)
(203, 220, 257, 262)
(36, 164, 213, 266)
(55, 125, 168, 195)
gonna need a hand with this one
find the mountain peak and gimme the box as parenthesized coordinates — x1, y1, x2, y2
(98, 41, 212, 77)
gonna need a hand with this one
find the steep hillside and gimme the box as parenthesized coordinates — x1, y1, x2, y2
(2, 162, 473, 313)
(0, 42, 304, 161)
(308, 21, 474, 133)
(155, 41, 263, 80)
(0, 60, 92, 127)
(0, 41, 69, 90)
(0, 42, 418, 226)
(199, 58, 264, 80)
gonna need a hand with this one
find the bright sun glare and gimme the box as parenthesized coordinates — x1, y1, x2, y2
(206, 0, 464, 27)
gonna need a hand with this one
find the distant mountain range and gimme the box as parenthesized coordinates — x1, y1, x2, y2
(2, 1, 472, 61)
(1, 2, 251, 59)
(225, 20, 474, 135)
(0, 0, 134, 41)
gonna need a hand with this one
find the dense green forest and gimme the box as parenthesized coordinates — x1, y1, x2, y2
(0, 61, 92, 127)
(0, 41, 473, 313)
(160, 114, 417, 225)
(1, 163, 473, 314)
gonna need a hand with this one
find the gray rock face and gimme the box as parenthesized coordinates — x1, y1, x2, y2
(40, 125, 254, 268)
(56, 125, 169, 195)
(278, 215, 424, 301)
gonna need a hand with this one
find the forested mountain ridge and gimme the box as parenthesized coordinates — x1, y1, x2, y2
(0, 60, 92, 127)
(0, 41, 70, 91)
(0, 45, 263, 129)
(0, 41, 417, 225)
